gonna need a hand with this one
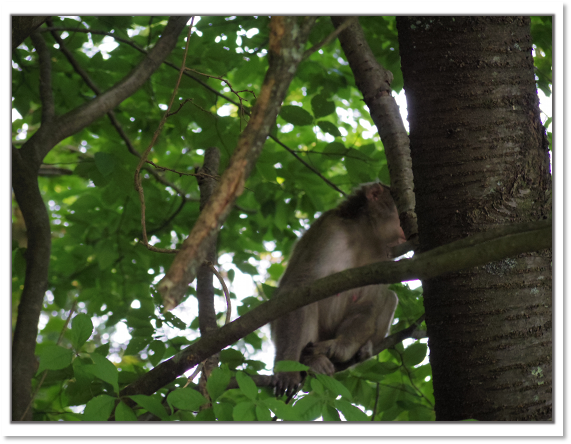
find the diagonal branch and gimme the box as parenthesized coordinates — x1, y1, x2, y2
(157, 16, 318, 311)
(43, 22, 346, 196)
(12, 16, 49, 50)
(121, 218, 551, 398)
(332, 16, 418, 242)
(20, 16, 190, 165)
(29, 30, 55, 123)
(11, 16, 190, 421)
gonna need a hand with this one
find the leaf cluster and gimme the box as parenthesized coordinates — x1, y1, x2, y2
(12, 15, 551, 422)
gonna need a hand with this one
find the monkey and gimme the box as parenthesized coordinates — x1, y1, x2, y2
(271, 182, 406, 398)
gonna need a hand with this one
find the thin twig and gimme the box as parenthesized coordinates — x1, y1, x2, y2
(302, 17, 358, 60)
(134, 18, 195, 247)
(205, 261, 232, 325)
(44, 24, 344, 196)
(48, 20, 196, 222)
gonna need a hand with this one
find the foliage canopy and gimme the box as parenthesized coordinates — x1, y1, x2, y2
(11, 15, 552, 422)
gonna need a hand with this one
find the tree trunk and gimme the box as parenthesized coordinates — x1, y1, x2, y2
(397, 16, 552, 421)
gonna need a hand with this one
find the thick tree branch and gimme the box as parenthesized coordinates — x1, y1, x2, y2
(29, 31, 54, 123)
(195, 147, 221, 402)
(331, 16, 418, 244)
(11, 146, 52, 421)
(196, 147, 222, 335)
(12, 16, 49, 50)
(157, 17, 317, 311)
(11, 16, 189, 421)
(121, 219, 551, 398)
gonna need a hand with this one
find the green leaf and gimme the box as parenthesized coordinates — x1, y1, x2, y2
(403, 342, 428, 368)
(94, 240, 118, 271)
(124, 336, 152, 356)
(263, 398, 302, 421)
(311, 94, 336, 118)
(359, 361, 400, 380)
(94, 152, 116, 176)
(235, 262, 258, 276)
(196, 407, 216, 421)
(115, 401, 138, 421)
(129, 394, 170, 421)
(37, 345, 74, 374)
(323, 141, 347, 155)
(206, 365, 231, 401)
(274, 199, 289, 230)
(219, 348, 245, 368)
(310, 377, 325, 395)
(236, 371, 258, 401)
(244, 332, 263, 350)
(83, 395, 116, 421)
(72, 358, 94, 386)
(315, 373, 353, 401)
(408, 405, 436, 421)
(261, 283, 278, 298)
(256, 162, 278, 182)
(213, 401, 234, 421)
(167, 388, 208, 412)
(70, 313, 93, 350)
(279, 105, 313, 126)
(322, 404, 341, 421)
(317, 120, 342, 137)
(375, 385, 400, 412)
(273, 360, 309, 372)
(292, 394, 322, 421)
(163, 312, 188, 330)
(94, 343, 110, 356)
(89, 353, 119, 394)
(334, 399, 368, 421)
(148, 340, 166, 366)
(345, 149, 376, 183)
(255, 404, 273, 421)
(233, 401, 257, 421)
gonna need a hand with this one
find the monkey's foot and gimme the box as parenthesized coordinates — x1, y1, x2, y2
(307, 338, 362, 364)
(273, 371, 303, 398)
(300, 351, 335, 376)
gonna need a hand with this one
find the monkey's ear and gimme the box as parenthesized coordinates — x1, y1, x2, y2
(365, 182, 385, 201)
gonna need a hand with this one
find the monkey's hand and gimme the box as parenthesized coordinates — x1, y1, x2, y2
(308, 338, 361, 364)
(274, 372, 304, 398)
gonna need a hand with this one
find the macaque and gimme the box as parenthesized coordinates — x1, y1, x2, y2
(271, 183, 406, 397)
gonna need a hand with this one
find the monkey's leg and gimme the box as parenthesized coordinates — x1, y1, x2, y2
(359, 288, 398, 361)
(272, 303, 319, 397)
(311, 286, 398, 364)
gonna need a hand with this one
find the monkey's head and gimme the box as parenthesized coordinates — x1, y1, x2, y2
(338, 182, 406, 252)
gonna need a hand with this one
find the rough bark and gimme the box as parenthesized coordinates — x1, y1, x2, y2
(397, 16, 552, 421)
(158, 17, 317, 311)
(12, 16, 49, 50)
(195, 147, 222, 399)
(331, 16, 417, 243)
